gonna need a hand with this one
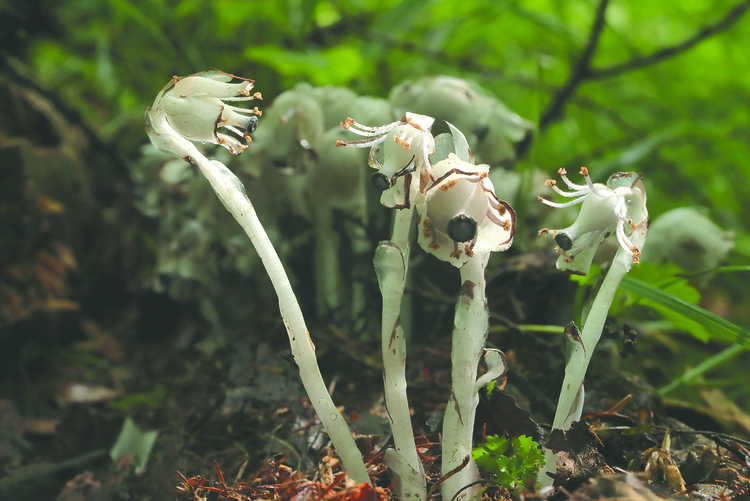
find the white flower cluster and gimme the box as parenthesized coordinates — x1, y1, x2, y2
(145, 69, 262, 157)
(337, 112, 435, 209)
(538, 167, 648, 274)
(338, 114, 515, 266)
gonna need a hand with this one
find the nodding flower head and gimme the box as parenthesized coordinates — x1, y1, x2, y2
(538, 167, 648, 275)
(337, 112, 435, 209)
(416, 153, 515, 267)
(145, 69, 262, 156)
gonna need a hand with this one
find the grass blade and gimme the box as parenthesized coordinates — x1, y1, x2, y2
(619, 276, 750, 350)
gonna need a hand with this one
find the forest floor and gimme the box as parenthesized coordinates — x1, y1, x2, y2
(2, 250, 750, 501)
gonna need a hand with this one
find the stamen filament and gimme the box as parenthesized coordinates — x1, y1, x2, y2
(580, 167, 605, 198)
(485, 207, 506, 227)
(342, 118, 401, 136)
(218, 134, 246, 155)
(558, 168, 587, 190)
(615, 219, 636, 257)
(221, 96, 260, 102)
(613, 198, 630, 222)
(222, 125, 245, 137)
(538, 196, 587, 209)
(550, 183, 589, 198)
(336, 135, 388, 148)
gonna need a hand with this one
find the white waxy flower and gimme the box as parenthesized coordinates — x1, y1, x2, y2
(642, 207, 734, 272)
(417, 153, 515, 267)
(336, 112, 435, 209)
(538, 167, 648, 274)
(145, 69, 262, 156)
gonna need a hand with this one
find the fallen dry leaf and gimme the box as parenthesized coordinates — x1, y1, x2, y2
(55, 382, 121, 405)
(37, 195, 65, 214)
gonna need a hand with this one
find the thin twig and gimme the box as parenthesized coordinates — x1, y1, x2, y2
(589, 0, 750, 79)
(538, 0, 610, 131)
(518, 0, 750, 157)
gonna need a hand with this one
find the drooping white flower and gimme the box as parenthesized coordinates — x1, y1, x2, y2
(538, 167, 648, 274)
(417, 153, 515, 267)
(145, 69, 262, 156)
(336, 112, 435, 209)
(642, 207, 734, 273)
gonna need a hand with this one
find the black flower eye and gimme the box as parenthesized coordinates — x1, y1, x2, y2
(447, 214, 478, 243)
(555, 232, 573, 251)
(370, 172, 391, 191)
(247, 115, 258, 134)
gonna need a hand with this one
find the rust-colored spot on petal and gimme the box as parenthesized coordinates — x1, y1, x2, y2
(439, 180, 458, 191)
(394, 135, 411, 150)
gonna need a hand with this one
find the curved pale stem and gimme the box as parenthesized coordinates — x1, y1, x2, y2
(185, 153, 370, 485)
(375, 207, 426, 501)
(539, 226, 647, 487)
(441, 252, 490, 501)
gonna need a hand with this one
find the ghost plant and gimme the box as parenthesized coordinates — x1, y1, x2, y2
(389, 75, 533, 166)
(339, 118, 515, 501)
(536, 167, 647, 485)
(416, 128, 514, 501)
(241, 83, 394, 317)
(337, 112, 436, 501)
(642, 207, 734, 273)
(145, 70, 370, 486)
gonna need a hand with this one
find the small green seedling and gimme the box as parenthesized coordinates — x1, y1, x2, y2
(472, 435, 545, 493)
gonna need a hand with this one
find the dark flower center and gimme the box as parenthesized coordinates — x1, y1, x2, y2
(371, 172, 391, 191)
(447, 214, 477, 243)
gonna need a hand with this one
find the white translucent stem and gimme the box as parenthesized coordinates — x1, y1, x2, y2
(537, 382, 583, 487)
(540, 229, 646, 487)
(375, 207, 426, 501)
(312, 204, 341, 314)
(442, 252, 490, 501)
(190, 153, 370, 485)
(551, 253, 630, 430)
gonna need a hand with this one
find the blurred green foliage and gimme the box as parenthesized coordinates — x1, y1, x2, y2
(10, 0, 749, 412)
(20, 0, 749, 248)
